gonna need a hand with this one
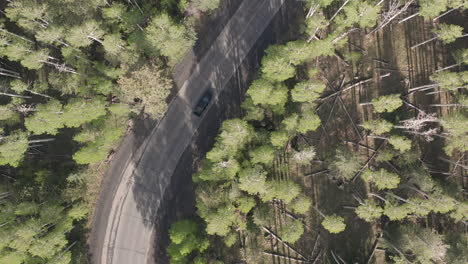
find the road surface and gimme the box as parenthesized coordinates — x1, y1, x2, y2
(90, 0, 286, 263)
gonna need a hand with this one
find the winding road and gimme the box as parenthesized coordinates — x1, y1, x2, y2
(89, 0, 286, 263)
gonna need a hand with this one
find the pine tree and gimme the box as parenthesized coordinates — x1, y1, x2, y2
(434, 24, 465, 44)
(249, 145, 275, 165)
(218, 119, 254, 152)
(279, 219, 304, 243)
(261, 45, 296, 82)
(238, 166, 268, 196)
(291, 81, 326, 103)
(0, 130, 29, 167)
(145, 13, 196, 63)
(371, 94, 403, 113)
(289, 195, 312, 215)
(355, 200, 383, 222)
(362, 119, 393, 134)
(361, 168, 400, 190)
(270, 130, 289, 148)
(330, 148, 361, 180)
(167, 219, 210, 263)
(321, 214, 346, 234)
(430, 71, 468, 91)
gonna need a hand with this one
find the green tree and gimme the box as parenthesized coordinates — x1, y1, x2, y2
(289, 195, 312, 215)
(72, 116, 126, 164)
(279, 219, 304, 243)
(384, 200, 412, 221)
(297, 111, 321, 134)
(261, 45, 296, 82)
(25, 99, 106, 135)
(238, 166, 268, 196)
(440, 111, 468, 154)
(236, 196, 256, 214)
(362, 119, 393, 134)
(386, 225, 449, 264)
(330, 148, 360, 180)
(388, 136, 412, 152)
(261, 181, 301, 203)
(145, 13, 196, 63)
(0, 130, 28, 167)
(249, 145, 275, 165)
(321, 214, 346, 234)
(361, 168, 400, 190)
(241, 97, 264, 121)
(371, 94, 403, 113)
(218, 119, 254, 152)
(204, 204, 237, 236)
(66, 20, 105, 48)
(246, 79, 288, 107)
(434, 23, 464, 44)
(430, 71, 468, 91)
(291, 146, 316, 165)
(270, 130, 289, 148)
(419, 0, 450, 19)
(355, 200, 383, 222)
(194, 0, 221, 12)
(291, 81, 326, 103)
(167, 219, 210, 263)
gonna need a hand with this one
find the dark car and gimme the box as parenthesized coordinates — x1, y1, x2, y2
(193, 90, 213, 117)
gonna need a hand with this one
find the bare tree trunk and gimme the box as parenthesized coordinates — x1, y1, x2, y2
(368, 193, 387, 202)
(0, 28, 35, 43)
(438, 157, 468, 170)
(329, 0, 351, 24)
(0, 72, 21, 78)
(337, 96, 363, 141)
(352, 142, 385, 182)
(368, 0, 415, 35)
(435, 63, 459, 72)
(261, 226, 308, 260)
(0, 91, 32, 99)
(312, 207, 326, 218)
(431, 103, 467, 107)
(349, 42, 368, 54)
(433, 5, 463, 21)
(306, 3, 320, 18)
(305, 169, 329, 177)
(26, 89, 53, 99)
(0, 173, 16, 181)
(263, 252, 307, 262)
(29, 138, 55, 144)
(311, 234, 321, 258)
(407, 83, 439, 92)
(320, 78, 372, 101)
(411, 35, 439, 49)
(0, 67, 20, 76)
(333, 28, 359, 44)
(399, 12, 419, 23)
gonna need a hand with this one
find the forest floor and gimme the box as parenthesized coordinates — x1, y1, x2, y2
(240, 7, 467, 264)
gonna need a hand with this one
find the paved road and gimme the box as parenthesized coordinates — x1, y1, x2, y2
(90, 0, 285, 263)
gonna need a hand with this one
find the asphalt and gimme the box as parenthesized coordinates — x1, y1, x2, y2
(89, 0, 288, 263)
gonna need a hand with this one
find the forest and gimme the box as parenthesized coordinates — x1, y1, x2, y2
(166, 0, 468, 264)
(0, 0, 221, 263)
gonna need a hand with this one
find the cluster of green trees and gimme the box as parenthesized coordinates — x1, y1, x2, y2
(168, 0, 467, 263)
(0, 0, 222, 263)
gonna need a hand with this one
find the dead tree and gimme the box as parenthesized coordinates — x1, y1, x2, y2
(368, 0, 415, 35)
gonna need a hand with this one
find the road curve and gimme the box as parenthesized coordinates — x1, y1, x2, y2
(90, 0, 285, 263)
